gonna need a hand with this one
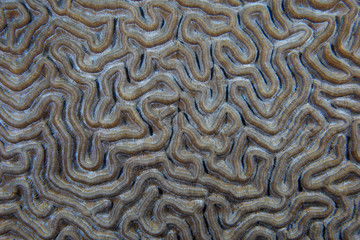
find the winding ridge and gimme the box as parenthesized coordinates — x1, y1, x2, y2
(1, 0, 360, 239)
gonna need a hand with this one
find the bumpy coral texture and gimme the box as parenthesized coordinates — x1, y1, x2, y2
(1, 0, 360, 239)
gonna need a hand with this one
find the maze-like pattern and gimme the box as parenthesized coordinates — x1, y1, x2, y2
(1, 0, 360, 239)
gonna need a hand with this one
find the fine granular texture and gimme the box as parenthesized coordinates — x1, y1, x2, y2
(1, 0, 360, 239)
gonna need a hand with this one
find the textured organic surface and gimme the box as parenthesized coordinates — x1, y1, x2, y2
(1, 0, 360, 239)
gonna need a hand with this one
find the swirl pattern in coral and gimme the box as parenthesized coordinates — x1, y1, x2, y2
(1, 0, 360, 239)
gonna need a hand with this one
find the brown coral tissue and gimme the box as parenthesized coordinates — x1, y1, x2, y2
(3, 0, 360, 239)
